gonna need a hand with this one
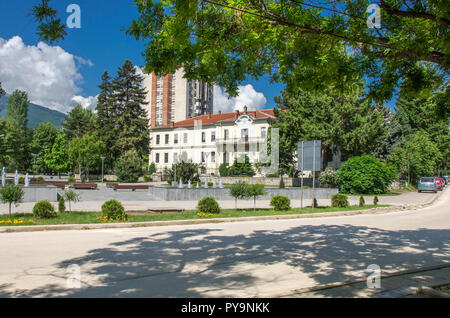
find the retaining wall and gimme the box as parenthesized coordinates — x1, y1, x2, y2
(22, 186, 58, 202)
(148, 186, 338, 201)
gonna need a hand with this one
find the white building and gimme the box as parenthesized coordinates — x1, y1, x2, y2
(149, 107, 276, 175)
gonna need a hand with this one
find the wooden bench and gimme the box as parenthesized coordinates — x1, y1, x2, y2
(112, 184, 150, 191)
(71, 183, 98, 190)
(30, 181, 67, 189)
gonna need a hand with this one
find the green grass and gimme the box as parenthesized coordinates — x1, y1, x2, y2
(0, 204, 388, 227)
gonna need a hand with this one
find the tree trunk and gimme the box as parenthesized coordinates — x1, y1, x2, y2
(9, 202, 11, 218)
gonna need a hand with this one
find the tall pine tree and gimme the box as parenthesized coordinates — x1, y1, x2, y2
(110, 60, 149, 160)
(7, 90, 29, 130)
(62, 104, 96, 140)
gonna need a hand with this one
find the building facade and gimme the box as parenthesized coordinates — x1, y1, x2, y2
(149, 107, 276, 176)
(143, 68, 214, 128)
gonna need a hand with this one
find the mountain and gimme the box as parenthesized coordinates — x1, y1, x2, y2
(0, 95, 66, 129)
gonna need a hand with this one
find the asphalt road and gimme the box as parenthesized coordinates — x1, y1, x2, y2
(0, 188, 448, 298)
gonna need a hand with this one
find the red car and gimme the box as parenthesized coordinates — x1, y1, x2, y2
(434, 177, 444, 190)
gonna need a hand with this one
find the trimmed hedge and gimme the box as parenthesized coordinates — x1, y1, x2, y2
(33, 200, 57, 218)
(198, 197, 221, 214)
(270, 195, 291, 211)
(101, 200, 127, 221)
(331, 194, 349, 208)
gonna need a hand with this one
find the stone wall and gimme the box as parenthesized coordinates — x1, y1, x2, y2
(22, 186, 58, 202)
(148, 186, 338, 201)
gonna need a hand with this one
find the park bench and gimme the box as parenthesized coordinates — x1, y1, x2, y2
(111, 184, 150, 191)
(30, 181, 67, 189)
(71, 183, 98, 190)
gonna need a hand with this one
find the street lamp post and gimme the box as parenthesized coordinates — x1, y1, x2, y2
(31, 154, 37, 180)
(100, 157, 105, 184)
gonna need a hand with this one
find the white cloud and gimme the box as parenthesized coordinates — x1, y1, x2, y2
(213, 84, 267, 114)
(0, 36, 95, 114)
(71, 95, 98, 111)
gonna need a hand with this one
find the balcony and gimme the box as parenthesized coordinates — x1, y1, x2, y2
(215, 136, 266, 145)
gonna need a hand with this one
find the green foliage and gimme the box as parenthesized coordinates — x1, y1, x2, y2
(390, 131, 442, 185)
(271, 89, 386, 172)
(331, 194, 349, 208)
(230, 181, 249, 209)
(165, 160, 200, 184)
(63, 189, 81, 212)
(31, 0, 67, 43)
(374, 196, 379, 206)
(247, 184, 266, 210)
(313, 198, 318, 208)
(143, 175, 152, 182)
(7, 90, 29, 130)
(101, 200, 127, 221)
(0, 184, 24, 217)
(197, 197, 221, 214)
(45, 134, 70, 175)
(338, 155, 397, 194)
(359, 196, 365, 207)
(58, 196, 66, 213)
(279, 177, 285, 189)
(148, 162, 156, 175)
(36, 176, 44, 182)
(228, 155, 255, 177)
(319, 167, 339, 188)
(114, 149, 143, 183)
(33, 200, 57, 219)
(62, 104, 96, 140)
(219, 162, 229, 177)
(67, 177, 76, 182)
(31, 123, 58, 173)
(68, 132, 106, 180)
(270, 196, 291, 211)
(4, 115, 32, 171)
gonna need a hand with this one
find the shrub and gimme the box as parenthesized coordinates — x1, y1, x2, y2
(0, 184, 24, 217)
(331, 194, 349, 208)
(101, 200, 127, 221)
(247, 184, 266, 211)
(313, 198, 318, 208)
(197, 197, 221, 214)
(58, 196, 66, 213)
(19, 177, 25, 184)
(230, 181, 250, 209)
(36, 176, 44, 182)
(271, 195, 291, 211)
(319, 167, 339, 188)
(227, 155, 255, 177)
(148, 162, 156, 175)
(114, 150, 143, 183)
(279, 177, 285, 189)
(67, 177, 76, 182)
(338, 155, 397, 194)
(143, 175, 152, 182)
(33, 200, 57, 218)
(63, 189, 81, 212)
(374, 196, 379, 206)
(359, 196, 365, 207)
(219, 162, 229, 177)
(164, 160, 200, 184)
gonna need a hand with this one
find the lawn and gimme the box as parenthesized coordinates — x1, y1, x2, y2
(0, 204, 388, 227)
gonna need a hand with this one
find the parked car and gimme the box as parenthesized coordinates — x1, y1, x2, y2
(434, 177, 444, 190)
(418, 177, 438, 193)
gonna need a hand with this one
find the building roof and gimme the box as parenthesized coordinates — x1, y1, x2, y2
(151, 108, 276, 130)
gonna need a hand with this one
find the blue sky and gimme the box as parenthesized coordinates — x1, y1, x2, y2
(0, 0, 284, 113)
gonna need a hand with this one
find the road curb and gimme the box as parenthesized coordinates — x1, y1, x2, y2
(264, 262, 450, 298)
(0, 188, 446, 234)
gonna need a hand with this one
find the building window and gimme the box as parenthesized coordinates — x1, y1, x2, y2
(165, 134, 169, 144)
(224, 129, 229, 141)
(211, 152, 215, 163)
(173, 152, 178, 163)
(156, 135, 160, 145)
(261, 127, 267, 139)
(241, 128, 249, 141)
(201, 152, 205, 163)
(202, 132, 206, 143)
(174, 133, 178, 144)
(155, 153, 160, 163)
(211, 131, 216, 142)
(164, 153, 169, 163)
(184, 133, 188, 144)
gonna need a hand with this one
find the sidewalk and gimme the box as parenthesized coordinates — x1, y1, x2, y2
(277, 263, 450, 298)
(0, 189, 439, 214)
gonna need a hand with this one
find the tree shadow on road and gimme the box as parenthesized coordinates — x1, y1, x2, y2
(0, 224, 449, 297)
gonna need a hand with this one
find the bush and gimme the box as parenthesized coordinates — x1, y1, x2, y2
(319, 167, 339, 188)
(0, 184, 24, 217)
(230, 181, 250, 209)
(101, 200, 127, 221)
(219, 162, 229, 177)
(58, 196, 66, 213)
(331, 194, 349, 208)
(374, 196, 379, 206)
(279, 177, 285, 189)
(165, 160, 200, 184)
(67, 177, 76, 182)
(228, 155, 255, 177)
(359, 196, 365, 207)
(33, 200, 57, 218)
(197, 197, 221, 214)
(338, 155, 397, 194)
(114, 150, 143, 183)
(270, 195, 291, 211)
(313, 198, 318, 208)
(19, 177, 25, 184)
(36, 176, 44, 182)
(143, 175, 152, 182)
